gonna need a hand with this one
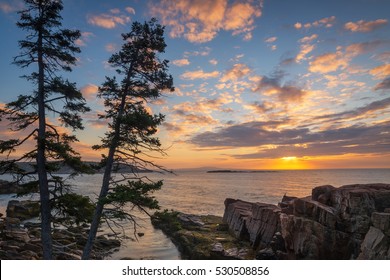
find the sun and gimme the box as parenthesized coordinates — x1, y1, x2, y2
(281, 156, 298, 161)
(271, 156, 309, 169)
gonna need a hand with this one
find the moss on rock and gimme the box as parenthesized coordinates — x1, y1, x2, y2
(151, 210, 254, 259)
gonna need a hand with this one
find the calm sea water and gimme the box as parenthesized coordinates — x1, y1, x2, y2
(1, 169, 389, 259)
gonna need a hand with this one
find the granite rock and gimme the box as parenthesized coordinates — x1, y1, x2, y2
(223, 183, 390, 259)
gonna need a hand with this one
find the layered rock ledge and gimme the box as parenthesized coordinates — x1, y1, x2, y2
(223, 183, 390, 259)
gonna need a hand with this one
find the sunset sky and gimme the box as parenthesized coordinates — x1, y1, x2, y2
(0, 0, 389, 170)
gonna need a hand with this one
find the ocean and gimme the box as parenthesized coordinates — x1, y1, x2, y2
(1, 169, 390, 259)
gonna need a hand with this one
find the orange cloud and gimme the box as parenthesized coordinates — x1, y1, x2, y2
(75, 32, 94, 47)
(125, 7, 136, 14)
(0, 1, 23, 13)
(150, 0, 263, 43)
(369, 64, 390, 79)
(172, 58, 190, 66)
(220, 63, 251, 82)
(299, 34, 318, 44)
(294, 22, 302, 29)
(87, 8, 134, 29)
(105, 43, 117, 52)
(294, 16, 336, 29)
(181, 70, 220, 80)
(296, 44, 315, 63)
(80, 84, 99, 100)
(309, 50, 349, 73)
(344, 19, 388, 33)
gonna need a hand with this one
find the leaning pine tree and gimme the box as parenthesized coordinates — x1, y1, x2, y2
(82, 18, 174, 259)
(0, 0, 91, 259)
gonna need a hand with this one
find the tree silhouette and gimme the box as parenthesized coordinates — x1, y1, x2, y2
(0, 0, 90, 259)
(82, 18, 174, 259)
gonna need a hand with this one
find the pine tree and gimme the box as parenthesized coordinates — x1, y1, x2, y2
(0, 0, 90, 259)
(82, 18, 174, 259)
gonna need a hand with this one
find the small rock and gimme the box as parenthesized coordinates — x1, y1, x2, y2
(178, 214, 205, 227)
(211, 242, 224, 254)
(256, 248, 278, 260)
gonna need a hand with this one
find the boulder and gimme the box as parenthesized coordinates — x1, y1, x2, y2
(222, 199, 252, 239)
(0, 180, 23, 194)
(312, 185, 336, 205)
(6, 200, 40, 221)
(247, 203, 281, 248)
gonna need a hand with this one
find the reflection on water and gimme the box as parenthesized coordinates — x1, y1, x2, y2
(1, 169, 390, 259)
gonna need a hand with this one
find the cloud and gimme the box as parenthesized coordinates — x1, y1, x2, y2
(87, 8, 134, 29)
(369, 64, 390, 79)
(296, 44, 315, 63)
(254, 73, 308, 102)
(294, 16, 336, 29)
(309, 40, 387, 73)
(162, 122, 183, 133)
(105, 43, 117, 52)
(265, 36, 277, 50)
(184, 47, 211, 57)
(294, 22, 302, 29)
(246, 101, 275, 114)
(190, 120, 390, 159)
(314, 97, 390, 121)
(181, 70, 220, 80)
(220, 63, 251, 82)
(345, 40, 386, 57)
(0, 1, 23, 13)
(209, 59, 218, 65)
(125, 7, 136, 14)
(80, 84, 99, 101)
(150, 0, 263, 43)
(172, 58, 190, 66)
(265, 37, 277, 43)
(375, 78, 390, 90)
(344, 19, 388, 33)
(299, 34, 318, 44)
(75, 32, 94, 47)
(373, 52, 390, 63)
(309, 50, 349, 73)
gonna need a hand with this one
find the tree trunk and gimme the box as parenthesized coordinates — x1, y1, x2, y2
(37, 20, 52, 260)
(82, 94, 127, 259)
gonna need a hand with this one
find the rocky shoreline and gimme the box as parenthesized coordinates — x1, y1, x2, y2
(0, 181, 121, 260)
(0, 217, 121, 259)
(152, 183, 390, 260)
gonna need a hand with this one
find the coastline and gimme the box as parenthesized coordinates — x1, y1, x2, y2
(152, 183, 390, 260)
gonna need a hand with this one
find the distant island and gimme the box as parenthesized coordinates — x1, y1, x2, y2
(207, 170, 278, 173)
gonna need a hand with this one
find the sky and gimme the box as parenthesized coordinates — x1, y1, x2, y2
(0, 0, 390, 170)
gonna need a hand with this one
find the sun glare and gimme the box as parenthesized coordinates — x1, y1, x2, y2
(281, 156, 297, 161)
(271, 156, 310, 169)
